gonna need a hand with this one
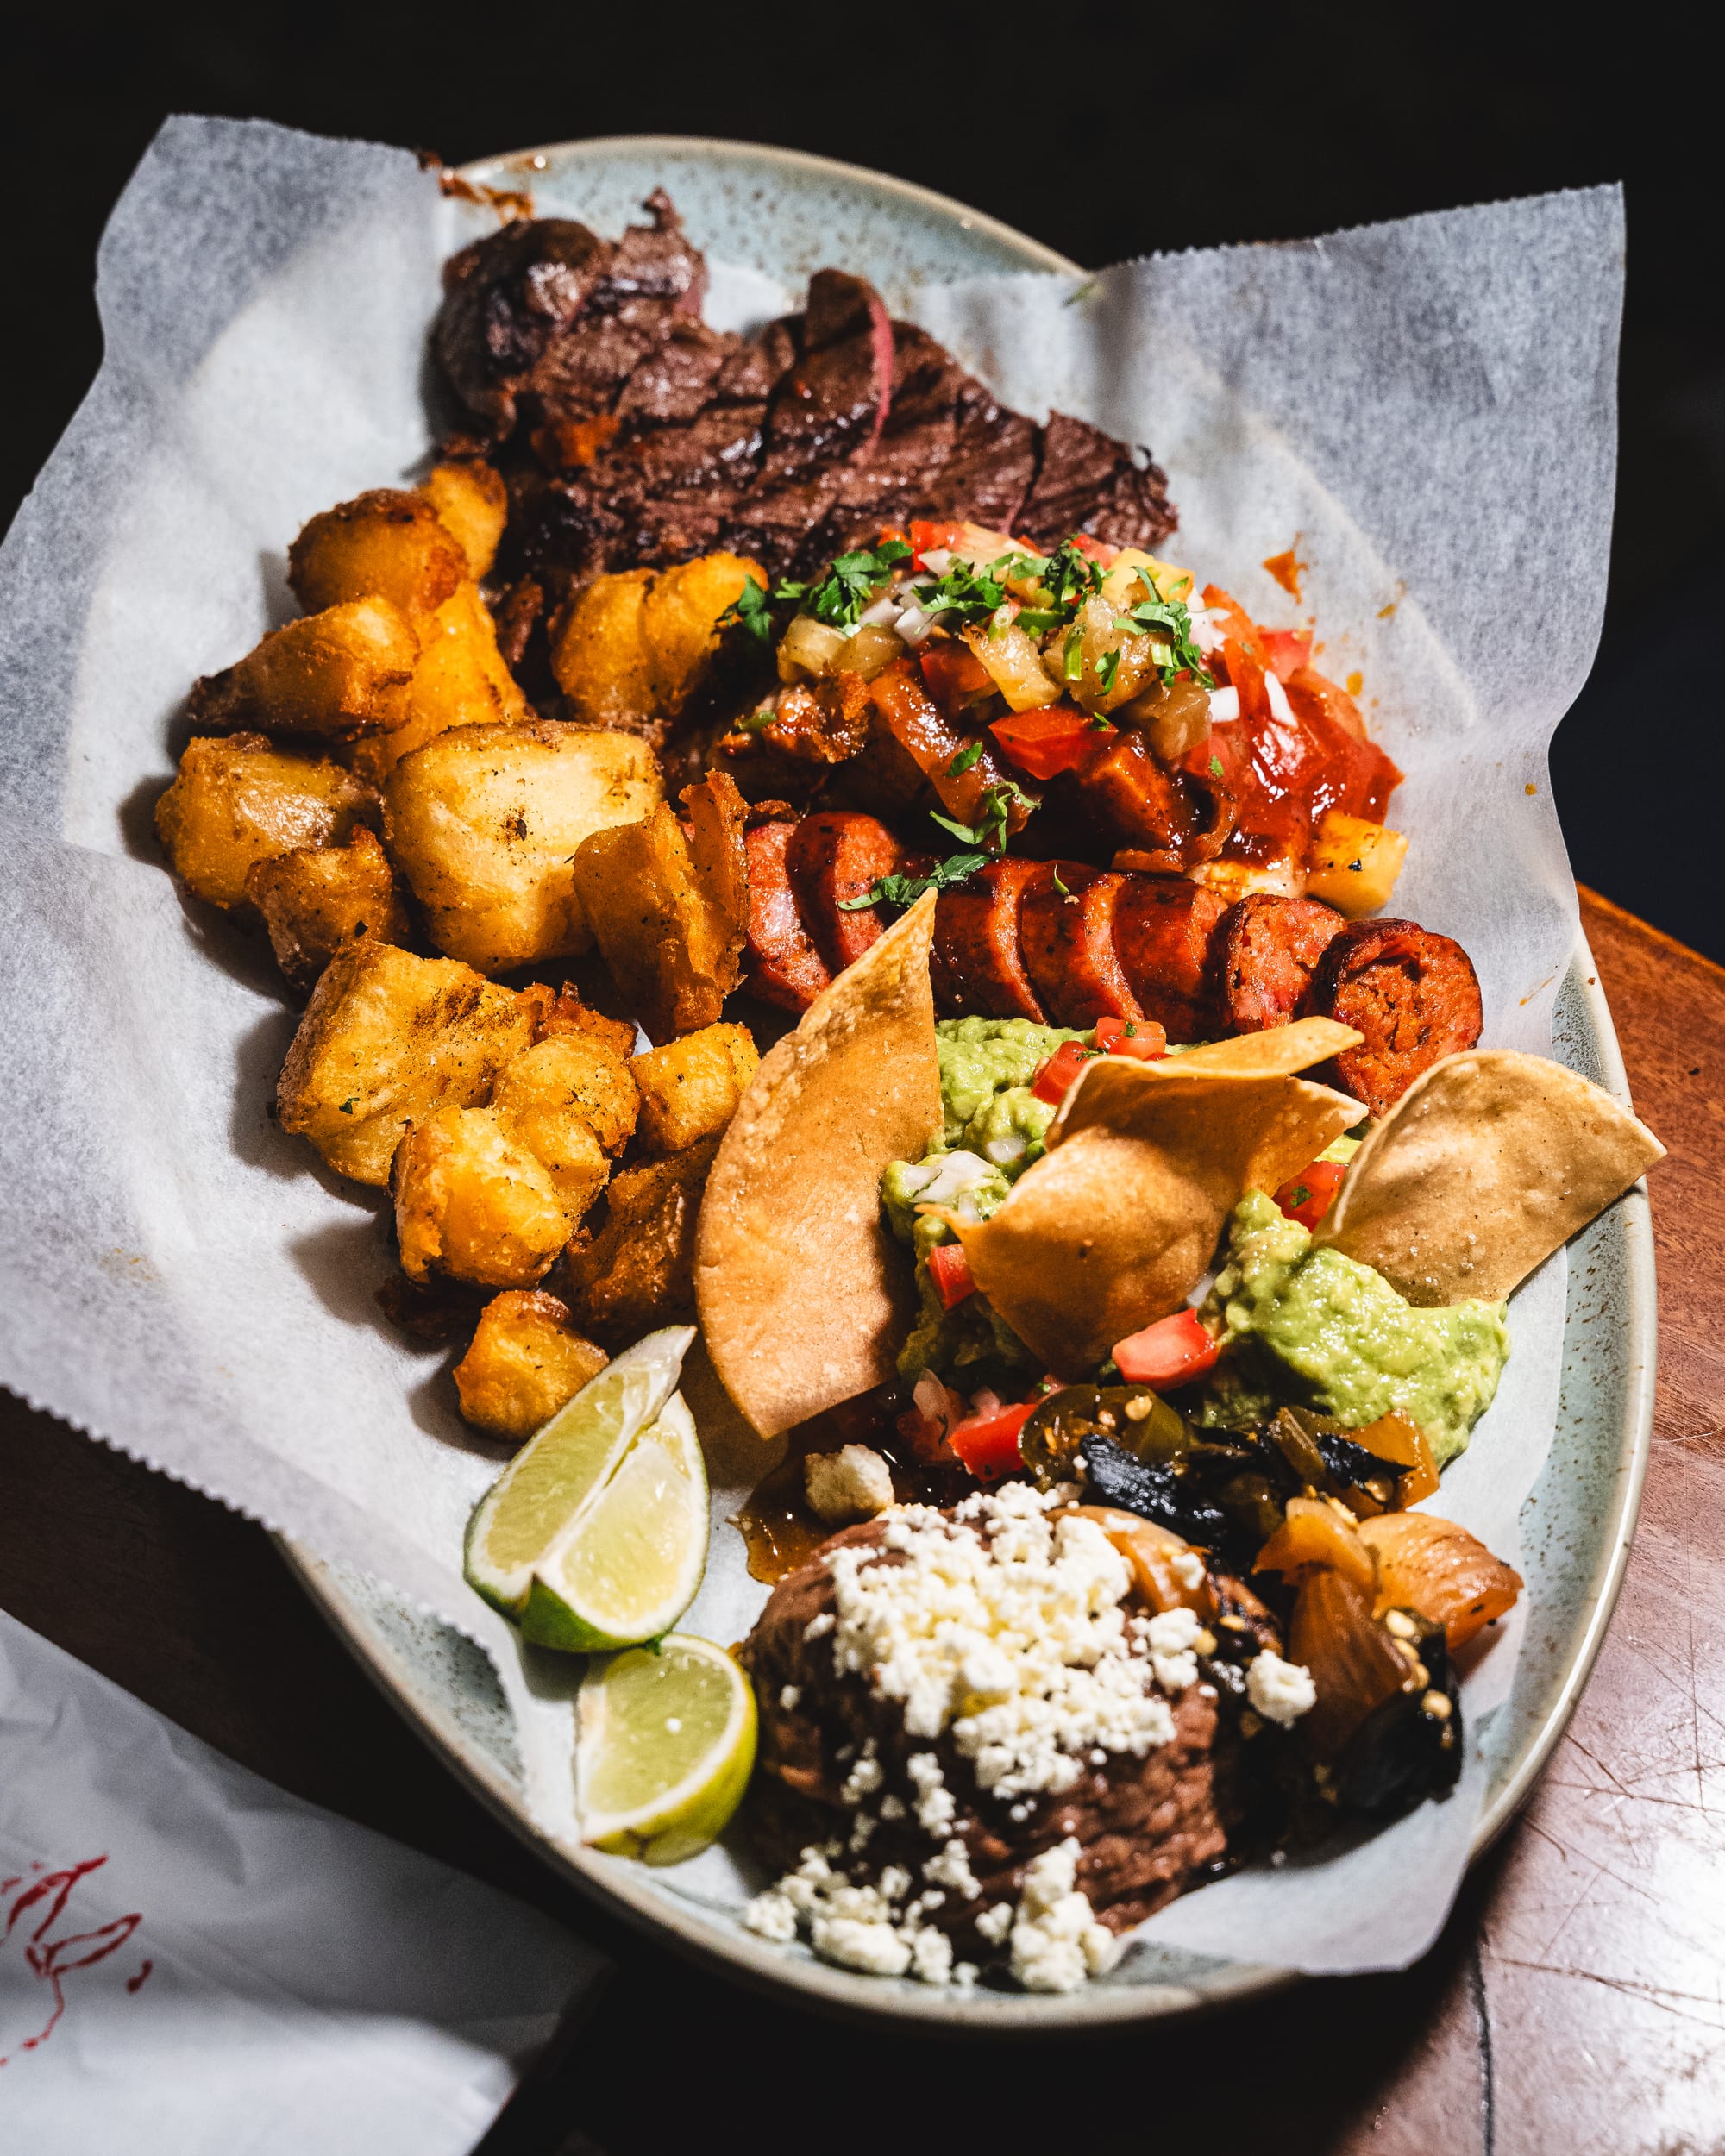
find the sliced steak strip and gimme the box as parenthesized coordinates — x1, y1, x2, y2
(743, 818, 832, 1012)
(1019, 411, 1176, 554)
(1304, 918, 1484, 1116)
(1113, 877, 1229, 1043)
(932, 857, 1057, 1020)
(1021, 868, 1142, 1026)
(1216, 893, 1348, 1034)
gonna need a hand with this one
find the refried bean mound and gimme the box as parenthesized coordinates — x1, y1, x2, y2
(739, 1510, 1237, 1963)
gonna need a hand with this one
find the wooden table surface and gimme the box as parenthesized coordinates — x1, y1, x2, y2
(4, 884, 1722, 2155)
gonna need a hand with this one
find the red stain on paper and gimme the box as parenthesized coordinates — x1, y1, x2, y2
(1, 1857, 144, 2066)
(1263, 544, 1305, 600)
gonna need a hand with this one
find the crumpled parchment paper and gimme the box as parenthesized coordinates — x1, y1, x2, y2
(0, 115, 1622, 1980)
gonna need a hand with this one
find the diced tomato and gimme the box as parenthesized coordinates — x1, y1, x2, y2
(1259, 628, 1314, 683)
(946, 1398, 1038, 1480)
(1273, 1157, 1346, 1231)
(1218, 636, 1271, 726)
(928, 1241, 976, 1310)
(1201, 586, 1268, 668)
(989, 705, 1103, 781)
(1094, 1014, 1168, 1060)
(910, 518, 967, 569)
(1069, 532, 1120, 567)
(919, 639, 995, 718)
(1031, 1039, 1094, 1105)
(877, 523, 911, 551)
(1113, 1308, 1221, 1388)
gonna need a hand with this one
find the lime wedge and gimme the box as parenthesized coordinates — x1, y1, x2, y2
(519, 1392, 708, 1651)
(577, 1634, 757, 1864)
(463, 1325, 694, 1620)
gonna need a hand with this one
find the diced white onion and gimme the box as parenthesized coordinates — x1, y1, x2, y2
(918, 548, 953, 574)
(969, 1388, 1003, 1419)
(913, 1372, 953, 1425)
(1264, 670, 1296, 725)
(919, 1150, 995, 1205)
(983, 1132, 1026, 1165)
(894, 605, 935, 646)
(1208, 686, 1240, 723)
(858, 593, 901, 628)
(895, 1160, 940, 1197)
(1190, 606, 1225, 655)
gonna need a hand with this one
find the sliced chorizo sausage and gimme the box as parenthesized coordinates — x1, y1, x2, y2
(1020, 867, 1143, 1027)
(1112, 875, 1229, 1043)
(1217, 893, 1347, 1034)
(1303, 918, 1484, 1116)
(932, 856, 1057, 1020)
(786, 810, 903, 974)
(742, 818, 831, 1012)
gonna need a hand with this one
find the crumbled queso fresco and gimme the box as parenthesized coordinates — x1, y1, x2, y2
(743, 1482, 1312, 1992)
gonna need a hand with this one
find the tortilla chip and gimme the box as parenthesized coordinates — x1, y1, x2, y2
(695, 893, 942, 1437)
(1161, 1018, 1364, 1081)
(960, 1062, 1364, 1377)
(1315, 1049, 1665, 1306)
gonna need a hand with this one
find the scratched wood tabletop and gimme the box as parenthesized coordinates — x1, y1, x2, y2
(3, 883, 1720, 2156)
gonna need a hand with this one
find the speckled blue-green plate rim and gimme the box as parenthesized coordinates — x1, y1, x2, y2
(279, 137, 1656, 2033)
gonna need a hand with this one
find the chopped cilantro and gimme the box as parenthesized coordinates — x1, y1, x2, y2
(1095, 648, 1120, 695)
(1062, 629, 1085, 682)
(718, 576, 774, 643)
(738, 705, 776, 733)
(947, 739, 985, 776)
(1208, 754, 1226, 779)
(775, 540, 911, 629)
(929, 778, 1038, 853)
(837, 849, 989, 912)
(1051, 867, 1071, 896)
(1127, 566, 1215, 688)
(1288, 1186, 1312, 1211)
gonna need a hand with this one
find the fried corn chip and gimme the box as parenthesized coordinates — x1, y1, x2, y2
(1315, 1048, 1665, 1305)
(960, 1062, 1363, 1377)
(696, 894, 942, 1437)
(1158, 1017, 1363, 1081)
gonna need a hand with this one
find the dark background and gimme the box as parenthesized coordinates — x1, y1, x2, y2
(2, 3, 1721, 952)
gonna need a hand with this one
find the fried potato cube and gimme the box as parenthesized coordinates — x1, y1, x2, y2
(563, 1138, 719, 1340)
(244, 826, 411, 993)
(277, 942, 536, 1184)
(418, 460, 508, 580)
(155, 733, 379, 911)
(630, 1022, 757, 1154)
(288, 488, 467, 619)
(529, 981, 639, 1062)
(346, 582, 529, 787)
(1304, 811, 1409, 917)
(570, 771, 748, 1042)
(452, 1289, 609, 1442)
(186, 597, 419, 737)
(495, 1032, 638, 1160)
(488, 1042, 617, 1222)
(392, 1106, 569, 1288)
(384, 721, 662, 974)
(551, 554, 762, 728)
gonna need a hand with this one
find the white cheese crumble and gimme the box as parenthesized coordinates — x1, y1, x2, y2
(779, 1684, 801, 1711)
(742, 1846, 958, 1985)
(1009, 1840, 1120, 1994)
(805, 1444, 895, 1525)
(1246, 1650, 1317, 1727)
(1144, 1607, 1215, 1695)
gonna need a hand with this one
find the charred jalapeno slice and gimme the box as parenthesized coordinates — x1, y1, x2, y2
(1018, 1383, 1189, 1488)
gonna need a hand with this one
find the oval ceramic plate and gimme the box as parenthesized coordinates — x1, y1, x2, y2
(281, 137, 1656, 2028)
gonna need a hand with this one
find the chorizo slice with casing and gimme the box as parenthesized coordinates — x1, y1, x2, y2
(742, 818, 831, 1012)
(786, 810, 903, 974)
(1304, 918, 1484, 1116)
(1020, 867, 1143, 1027)
(1112, 875, 1228, 1043)
(1217, 893, 1347, 1034)
(932, 856, 1057, 1020)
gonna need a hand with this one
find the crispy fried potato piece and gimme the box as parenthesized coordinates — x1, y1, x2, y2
(384, 721, 662, 974)
(529, 981, 639, 1061)
(392, 1106, 569, 1287)
(570, 771, 749, 1042)
(187, 597, 419, 737)
(630, 1023, 758, 1154)
(418, 460, 508, 580)
(452, 1289, 609, 1442)
(345, 581, 530, 787)
(277, 942, 536, 1184)
(563, 1138, 719, 1341)
(551, 554, 762, 728)
(496, 1032, 638, 1156)
(243, 826, 410, 993)
(155, 733, 379, 912)
(488, 1041, 618, 1219)
(288, 488, 466, 619)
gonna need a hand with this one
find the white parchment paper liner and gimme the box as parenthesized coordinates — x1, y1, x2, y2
(0, 116, 1622, 1980)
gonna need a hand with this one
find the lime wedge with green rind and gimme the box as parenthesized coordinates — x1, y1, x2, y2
(518, 1391, 708, 1651)
(463, 1325, 693, 1620)
(578, 1633, 757, 1865)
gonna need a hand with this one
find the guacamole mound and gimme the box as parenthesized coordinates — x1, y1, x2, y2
(1195, 1191, 1509, 1467)
(882, 1018, 1084, 1388)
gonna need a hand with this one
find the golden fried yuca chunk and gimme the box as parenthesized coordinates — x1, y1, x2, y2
(346, 582, 529, 788)
(630, 1023, 758, 1154)
(155, 733, 379, 911)
(188, 597, 419, 737)
(488, 1042, 616, 1218)
(243, 826, 410, 993)
(277, 942, 536, 1184)
(452, 1289, 608, 1442)
(392, 1106, 570, 1288)
(529, 981, 640, 1062)
(288, 488, 467, 619)
(570, 770, 749, 1042)
(384, 721, 662, 974)
(417, 460, 508, 580)
(551, 554, 762, 729)
(495, 1032, 638, 1156)
(563, 1138, 719, 1341)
